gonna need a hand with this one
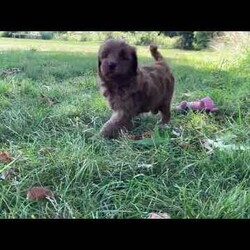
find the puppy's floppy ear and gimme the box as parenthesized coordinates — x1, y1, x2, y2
(97, 44, 104, 75)
(131, 47, 138, 74)
(98, 56, 101, 74)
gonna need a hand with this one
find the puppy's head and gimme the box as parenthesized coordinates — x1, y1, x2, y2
(98, 39, 138, 81)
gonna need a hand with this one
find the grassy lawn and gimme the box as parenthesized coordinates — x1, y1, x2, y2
(0, 38, 250, 218)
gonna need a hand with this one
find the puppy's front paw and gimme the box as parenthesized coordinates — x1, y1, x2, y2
(100, 123, 119, 139)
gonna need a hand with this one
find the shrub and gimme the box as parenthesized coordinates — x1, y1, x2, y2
(53, 32, 177, 49)
(209, 32, 250, 52)
(194, 32, 215, 50)
(40, 32, 54, 40)
(173, 32, 194, 50)
(134, 32, 156, 45)
(1, 31, 14, 37)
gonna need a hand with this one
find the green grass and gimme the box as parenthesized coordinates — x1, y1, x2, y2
(0, 38, 250, 218)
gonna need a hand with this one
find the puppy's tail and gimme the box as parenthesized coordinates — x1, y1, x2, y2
(150, 44, 164, 62)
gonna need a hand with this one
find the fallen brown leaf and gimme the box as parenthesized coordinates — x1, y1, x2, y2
(148, 212, 171, 219)
(178, 142, 193, 149)
(141, 131, 152, 139)
(2, 68, 21, 75)
(26, 187, 54, 201)
(0, 151, 12, 162)
(123, 134, 140, 140)
(123, 131, 152, 140)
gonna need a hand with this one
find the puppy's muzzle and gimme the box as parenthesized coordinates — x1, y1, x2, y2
(108, 61, 117, 71)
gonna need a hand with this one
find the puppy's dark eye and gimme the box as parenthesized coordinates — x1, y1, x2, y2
(119, 50, 129, 60)
(101, 50, 109, 58)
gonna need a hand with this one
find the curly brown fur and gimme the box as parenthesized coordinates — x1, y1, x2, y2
(98, 39, 175, 139)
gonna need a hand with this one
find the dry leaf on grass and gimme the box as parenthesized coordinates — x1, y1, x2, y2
(178, 142, 194, 149)
(172, 130, 181, 137)
(42, 85, 51, 91)
(26, 187, 54, 201)
(0, 151, 12, 163)
(148, 212, 171, 219)
(123, 131, 152, 140)
(123, 134, 139, 140)
(0, 168, 17, 180)
(1, 68, 21, 76)
(38, 147, 56, 155)
(39, 93, 56, 106)
(47, 99, 55, 106)
(202, 139, 214, 153)
(141, 131, 152, 139)
(202, 138, 250, 152)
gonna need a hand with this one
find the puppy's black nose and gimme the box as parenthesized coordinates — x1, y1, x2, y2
(108, 62, 116, 70)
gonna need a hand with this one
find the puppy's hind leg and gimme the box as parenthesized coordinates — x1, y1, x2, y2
(158, 76, 174, 127)
(158, 104, 171, 126)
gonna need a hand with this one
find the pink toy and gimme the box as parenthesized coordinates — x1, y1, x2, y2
(176, 96, 218, 112)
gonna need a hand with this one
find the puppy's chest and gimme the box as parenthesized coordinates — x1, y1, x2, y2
(107, 88, 144, 112)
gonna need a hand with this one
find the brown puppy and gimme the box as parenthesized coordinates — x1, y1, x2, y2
(98, 39, 175, 139)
